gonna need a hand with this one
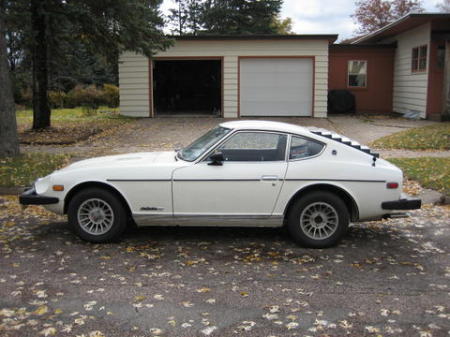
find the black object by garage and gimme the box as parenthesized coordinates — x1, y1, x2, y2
(328, 90, 356, 114)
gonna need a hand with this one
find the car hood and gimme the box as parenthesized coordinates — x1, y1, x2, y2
(60, 151, 178, 171)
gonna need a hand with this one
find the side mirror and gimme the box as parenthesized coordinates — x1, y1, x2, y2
(208, 152, 224, 166)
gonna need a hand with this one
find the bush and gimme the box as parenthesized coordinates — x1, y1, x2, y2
(15, 84, 120, 110)
(65, 84, 119, 109)
(66, 85, 103, 109)
(48, 91, 67, 109)
(102, 84, 119, 108)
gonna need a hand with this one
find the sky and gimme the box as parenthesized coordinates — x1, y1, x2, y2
(160, 0, 443, 40)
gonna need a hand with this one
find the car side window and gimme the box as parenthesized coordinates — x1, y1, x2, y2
(216, 132, 287, 162)
(289, 136, 324, 160)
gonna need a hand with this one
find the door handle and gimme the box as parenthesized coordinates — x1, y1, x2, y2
(261, 175, 279, 181)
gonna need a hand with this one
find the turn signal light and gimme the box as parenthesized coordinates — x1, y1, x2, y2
(52, 185, 64, 191)
(386, 182, 398, 189)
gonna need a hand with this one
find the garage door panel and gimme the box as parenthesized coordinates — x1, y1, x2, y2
(244, 81, 313, 91)
(240, 58, 313, 117)
(243, 101, 311, 116)
(243, 87, 311, 101)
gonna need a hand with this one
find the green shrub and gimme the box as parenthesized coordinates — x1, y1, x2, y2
(15, 84, 120, 110)
(48, 91, 67, 108)
(66, 85, 103, 109)
(102, 84, 119, 108)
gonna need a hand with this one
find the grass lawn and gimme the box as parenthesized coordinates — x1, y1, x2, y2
(17, 107, 134, 145)
(0, 153, 71, 187)
(388, 157, 450, 196)
(371, 123, 450, 150)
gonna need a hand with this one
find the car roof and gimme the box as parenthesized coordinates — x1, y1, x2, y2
(220, 120, 309, 135)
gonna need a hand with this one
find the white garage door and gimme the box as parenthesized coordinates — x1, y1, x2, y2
(240, 58, 313, 116)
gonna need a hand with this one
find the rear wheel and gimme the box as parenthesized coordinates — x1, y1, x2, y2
(68, 188, 127, 243)
(287, 191, 349, 248)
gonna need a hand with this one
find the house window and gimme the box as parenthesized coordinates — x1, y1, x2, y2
(348, 60, 367, 88)
(412, 45, 427, 72)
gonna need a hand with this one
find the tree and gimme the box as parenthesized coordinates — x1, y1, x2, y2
(437, 0, 450, 12)
(201, 0, 283, 35)
(0, 12, 20, 157)
(168, 0, 203, 35)
(5, 0, 171, 129)
(168, 0, 189, 35)
(352, 0, 424, 34)
(167, 0, 286, 36)
(271, 16, 294, 34)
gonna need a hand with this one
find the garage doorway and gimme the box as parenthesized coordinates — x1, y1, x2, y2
(152, 59, 222, 116)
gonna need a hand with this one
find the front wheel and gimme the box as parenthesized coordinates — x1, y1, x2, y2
(68, 188, 128, 243)
(287, 191, 349, 248)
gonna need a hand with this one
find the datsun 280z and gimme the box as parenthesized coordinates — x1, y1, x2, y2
(20, 121, 421, 248)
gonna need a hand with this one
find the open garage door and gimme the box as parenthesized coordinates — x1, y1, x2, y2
(240, 58, 313, 116)
(153, 59, 222, 116)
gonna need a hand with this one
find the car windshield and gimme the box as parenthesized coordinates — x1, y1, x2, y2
(178, 126, 231, 162)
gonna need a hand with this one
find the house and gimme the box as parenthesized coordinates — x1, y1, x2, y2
(351, 13, 450, 120)
(119, 13, 450, 120)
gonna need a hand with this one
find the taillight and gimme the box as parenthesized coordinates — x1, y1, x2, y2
(386, 182, 399, 189)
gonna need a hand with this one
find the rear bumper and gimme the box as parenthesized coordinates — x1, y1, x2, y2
(381, 198, 421, 210)
(19, 187, 59, 205)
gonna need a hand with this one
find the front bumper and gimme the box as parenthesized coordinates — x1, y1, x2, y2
(381, 197, 421, 210)
(19, 187, 59, 205)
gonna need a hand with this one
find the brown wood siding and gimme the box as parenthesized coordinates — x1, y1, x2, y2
(426, 40, 445, 120)
(329, 47, 395, 114)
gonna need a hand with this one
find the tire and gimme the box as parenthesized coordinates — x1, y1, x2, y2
(68, 187, 128, 243)
(287, 191, 349, 248)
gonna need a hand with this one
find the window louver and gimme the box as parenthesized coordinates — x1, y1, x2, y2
(310, 130, 379, 158)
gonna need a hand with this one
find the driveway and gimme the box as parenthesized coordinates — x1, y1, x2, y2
(22, 115, 442, 159)
(0, 195, 449, 337)
(3, 115, 449, 336)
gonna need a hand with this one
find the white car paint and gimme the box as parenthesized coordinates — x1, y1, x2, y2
(32, 120, 405, 226)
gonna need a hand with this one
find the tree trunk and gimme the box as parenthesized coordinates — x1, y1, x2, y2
(31, 0, 51, 129)
(0, 14, 20, 157)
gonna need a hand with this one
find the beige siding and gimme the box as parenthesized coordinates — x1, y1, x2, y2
(119, 39, 330, 118)
(387, 24, 431, 118)
(119, 52, 149, 117)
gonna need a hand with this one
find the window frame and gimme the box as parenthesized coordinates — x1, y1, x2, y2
(411, 45, 428, 73)
(199, 130, 290, 163)
(288, 135, 326, 162)
(347, 60, 368, 89)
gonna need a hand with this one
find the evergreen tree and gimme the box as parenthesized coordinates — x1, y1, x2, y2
(168, 0, 189, 35)
(167, 0, 284, 36)
(3, 0, 171, 129)
(201, 0, 283, 35)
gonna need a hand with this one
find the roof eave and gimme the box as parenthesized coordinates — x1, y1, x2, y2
(172, 34, 338, 43)
(353, 13, 450, 44)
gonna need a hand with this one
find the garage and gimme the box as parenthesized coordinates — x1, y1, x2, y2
(239, 58, 313, 116)
(119, 35, 335, 118)
(152, 59, 222, 116)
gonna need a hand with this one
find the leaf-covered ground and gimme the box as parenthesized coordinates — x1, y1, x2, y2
(389, 157, 450, 196)
(0, 153, 70, 187)
(17, 108, 133, 145)
(0, 190, 449, 337)
(371, 123, 450, 150)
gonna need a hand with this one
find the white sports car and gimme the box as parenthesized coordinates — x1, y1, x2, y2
(20, 121, 421, 248)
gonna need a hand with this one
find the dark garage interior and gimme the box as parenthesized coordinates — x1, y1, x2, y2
(153, 59, 222, 116)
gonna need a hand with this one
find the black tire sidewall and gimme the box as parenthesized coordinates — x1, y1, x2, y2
(68, 188, 127, 243)
(287, 191, 349, 248)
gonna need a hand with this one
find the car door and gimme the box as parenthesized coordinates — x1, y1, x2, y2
(172, 131, 288, 217)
